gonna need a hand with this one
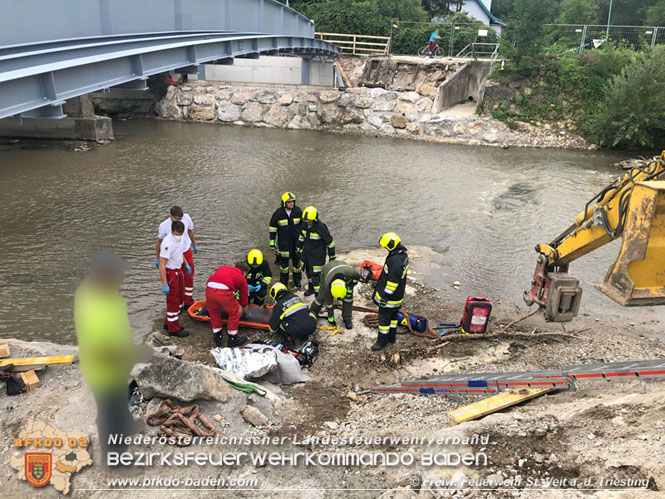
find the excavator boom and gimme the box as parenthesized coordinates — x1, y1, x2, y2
(525, 152, 665, 321)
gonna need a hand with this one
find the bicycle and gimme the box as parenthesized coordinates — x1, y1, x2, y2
(418, 42, 445, 59)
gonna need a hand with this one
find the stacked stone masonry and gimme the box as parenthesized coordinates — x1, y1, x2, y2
(155, 82, 588, 149)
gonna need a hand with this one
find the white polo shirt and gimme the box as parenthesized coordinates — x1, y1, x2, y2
(160, 233, 185, 270)
(158, 214, 194, 252)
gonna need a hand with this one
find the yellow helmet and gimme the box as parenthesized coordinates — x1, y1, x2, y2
(379, 232, 401, 251)
(303, 205, 318, 222)
(270, 282, 288, 300)
(330, 279, 347, 299)
(247, 249, 263, 266)
(281, 192, 296, 207)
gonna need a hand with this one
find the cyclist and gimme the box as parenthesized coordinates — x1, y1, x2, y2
(428, 29, 441, 55)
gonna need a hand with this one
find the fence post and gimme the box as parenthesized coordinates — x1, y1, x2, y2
(579, 25, 587, 55)
(352, 34, 356, 55)
(449, 24, 455, 57)
(652, 27, 658, 47)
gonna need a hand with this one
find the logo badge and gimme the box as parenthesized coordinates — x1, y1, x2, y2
(25, 453, 52, 487)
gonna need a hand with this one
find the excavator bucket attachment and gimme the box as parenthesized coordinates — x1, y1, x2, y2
(598, 181, 665, 306)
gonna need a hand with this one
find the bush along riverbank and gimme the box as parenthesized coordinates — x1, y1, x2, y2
(154, 81, 588, 149)
(480, 45, 665, 150)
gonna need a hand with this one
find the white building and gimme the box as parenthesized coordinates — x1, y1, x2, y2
(456, 0, 506, 34)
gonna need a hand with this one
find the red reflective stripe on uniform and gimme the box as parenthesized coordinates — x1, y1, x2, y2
(164, 269, 184, 333)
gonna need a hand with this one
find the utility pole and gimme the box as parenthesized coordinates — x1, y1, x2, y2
(605, 0, 613, 39)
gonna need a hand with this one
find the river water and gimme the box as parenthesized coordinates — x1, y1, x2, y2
(1, 120, 658, 344)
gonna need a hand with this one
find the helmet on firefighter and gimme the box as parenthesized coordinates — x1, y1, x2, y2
(247, 249, 263, 267)
(330, 279, 347, 299)
(270, 282, 288, 300)
(379, 232, 401, 251)
(302, 206, 318, 222)
(281, 192, 296, 207)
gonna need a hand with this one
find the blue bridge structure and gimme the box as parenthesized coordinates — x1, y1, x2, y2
(0, 0, 339, 121)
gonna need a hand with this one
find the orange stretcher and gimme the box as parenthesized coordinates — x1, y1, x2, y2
(187, 300, 273, 330)
(360, 260, 383, 280)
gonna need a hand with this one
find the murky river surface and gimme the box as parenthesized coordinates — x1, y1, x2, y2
(1, 120, 660, 343)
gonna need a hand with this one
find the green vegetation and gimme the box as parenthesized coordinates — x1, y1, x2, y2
(586, 46, 665, 148)
(279, 1, 665, 148)
(488, 0, 665, 148)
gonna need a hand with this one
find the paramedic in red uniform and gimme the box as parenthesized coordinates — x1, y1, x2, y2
(156, 205, 198, 308)
(159, 220, 190, 337)
(206, 262, 251, 348)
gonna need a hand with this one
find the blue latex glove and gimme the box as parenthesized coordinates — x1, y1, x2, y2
(155, 258, 160, 269)
(161, 284, 170, 294)
(249, 284, 259, 293)
(192, 244, 198, 255)
(184, 262, 192, 275)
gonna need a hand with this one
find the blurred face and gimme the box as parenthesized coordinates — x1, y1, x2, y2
(172, 230, 184, 242)
(305, 219, 314, 227)
(285, 200, 295, 210)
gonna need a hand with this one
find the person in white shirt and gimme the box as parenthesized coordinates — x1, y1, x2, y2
(156, 205, 198, 307)
(159, 220, 190, 337)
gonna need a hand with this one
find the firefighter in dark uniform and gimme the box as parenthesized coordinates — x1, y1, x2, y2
(310, 260, 360, 330)
(245, 249, 272, 305)
(269, 192, 303, 288)
(297, 206, 335, 297)
(372, 232, 408, 351)
(268, 283, 317, 345)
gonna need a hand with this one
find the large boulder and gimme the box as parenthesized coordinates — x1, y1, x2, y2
(217, 103, 241, 122)
(189, 106, 216, 121)
(354, 96, 373, 109)
(340, 109, 364, 125)
(231, 92, 250, 105)
(373, 99, 396, 112)
(264, 103, 291, 127)
(176, 92, 193, 106)
(318, 104, 341, 124)
(132, 353, 234, 403)
(253, 89, 278, 104)
(241, 102, 265, 123)
(391, 114, 407, 129)
(319, 90, 341, 104)
(155, 98, 182, 120)
(193, 94, 215, 106)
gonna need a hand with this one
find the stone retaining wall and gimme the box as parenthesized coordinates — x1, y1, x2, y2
(155, 82, 588, 149)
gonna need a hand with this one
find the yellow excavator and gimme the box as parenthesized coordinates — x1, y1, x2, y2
(524, 151, 665, 322)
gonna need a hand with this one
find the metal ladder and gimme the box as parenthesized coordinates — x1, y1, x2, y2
(371, 358, 665, 395)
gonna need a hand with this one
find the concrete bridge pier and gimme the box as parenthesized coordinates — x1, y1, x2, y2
(0, 95, 114, 141)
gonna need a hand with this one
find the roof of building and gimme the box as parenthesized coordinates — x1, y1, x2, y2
(472, 0, 507, 26)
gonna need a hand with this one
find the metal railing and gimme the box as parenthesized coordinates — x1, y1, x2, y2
(543, 24, 665, 55)
(315, 32, 390, 55)
(0, 0, 316, 47)
(455, 42, 500, 60)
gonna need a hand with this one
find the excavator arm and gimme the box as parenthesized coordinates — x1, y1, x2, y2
(525, 151, 665, 321)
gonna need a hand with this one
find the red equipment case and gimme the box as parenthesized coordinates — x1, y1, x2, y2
(461, 296, 492, 334)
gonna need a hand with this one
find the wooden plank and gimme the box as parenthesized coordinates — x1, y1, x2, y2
(447, 388, 557, 426)
(335, 61, 352, 88)
(11, 364, 47, 373)
(0, 344, 9, 358)
(0, 355, 75, 369)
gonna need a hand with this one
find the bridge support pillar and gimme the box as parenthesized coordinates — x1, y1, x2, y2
(0, 95, 114, 141)
(301, 56, 311, 85)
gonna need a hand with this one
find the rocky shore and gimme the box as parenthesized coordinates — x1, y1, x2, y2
(154, 81, 589, 149)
